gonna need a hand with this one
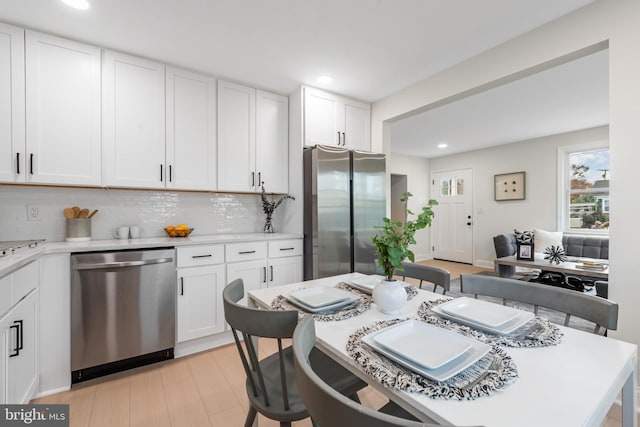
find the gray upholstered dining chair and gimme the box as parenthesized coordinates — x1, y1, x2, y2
(460, 274, 618, 335)
(397, 262, 451, 294)
(223, 279, 367, 427)
(292, 315, 484, 427)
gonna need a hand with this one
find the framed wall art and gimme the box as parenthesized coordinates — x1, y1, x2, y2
(516, 243, 534, 260)
(494, 171, 525, 201)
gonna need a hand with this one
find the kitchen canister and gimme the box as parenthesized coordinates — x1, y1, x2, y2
(66, 218, 92, 242)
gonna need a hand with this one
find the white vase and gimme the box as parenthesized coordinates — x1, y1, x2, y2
(372, 279, 407, 315)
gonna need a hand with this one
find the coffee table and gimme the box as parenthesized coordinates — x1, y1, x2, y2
(494, 255, 608, 280)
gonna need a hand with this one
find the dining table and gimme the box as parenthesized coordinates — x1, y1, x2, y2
(248, 272, 637, 427)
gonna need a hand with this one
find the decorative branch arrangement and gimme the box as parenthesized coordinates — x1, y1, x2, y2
(261, 182, 295, 233)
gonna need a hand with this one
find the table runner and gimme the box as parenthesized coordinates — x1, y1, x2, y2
(346, 318, 518, 400)
(418, 299, 562, 348)
(270, 282, 418, 321)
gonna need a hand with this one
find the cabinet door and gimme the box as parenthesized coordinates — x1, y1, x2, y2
(166, 67, 217, 191)
(6, 289, 38, 404)
(25, 31, 101, 186)
(256, 90, 289, 194)
(103, 51, 166, 188)
(217, 80, 256, 192)
(343, 100, 370, 152)
(268, 256, 303, 287)
(176, 265, 225, 342)
(227, 259, 268, 297)
(303, 87, 341, 147)
(0, 23, 25, 183)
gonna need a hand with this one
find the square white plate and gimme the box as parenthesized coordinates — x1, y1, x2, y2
(288, 287, 354, 309)
(432, 303, 534, 335)
(285, 293, 359, 313)
(362, 321, 491, 382)
(348, 275, 410, 294)
(440, 297, 520, 328)
(369, 320, 472, 369)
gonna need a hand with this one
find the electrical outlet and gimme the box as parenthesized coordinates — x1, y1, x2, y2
(27, 204, 41, 221)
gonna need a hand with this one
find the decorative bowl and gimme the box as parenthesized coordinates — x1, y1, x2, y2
(164, 226, 194, 237)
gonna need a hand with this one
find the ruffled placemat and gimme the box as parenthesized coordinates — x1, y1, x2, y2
(417, 300, 563, 348)
(270, 282, 418, 321)
(346, 318, 518, 400)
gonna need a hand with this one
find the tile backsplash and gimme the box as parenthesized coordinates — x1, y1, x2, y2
(0, 185, 296, 242)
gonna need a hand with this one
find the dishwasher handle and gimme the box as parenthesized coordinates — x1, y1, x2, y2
(73, 257, 174, 270)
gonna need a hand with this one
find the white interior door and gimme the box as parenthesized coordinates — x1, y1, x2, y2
(431, 169, 473, 264)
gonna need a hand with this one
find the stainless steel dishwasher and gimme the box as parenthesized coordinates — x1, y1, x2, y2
(70, 248, 175, 383)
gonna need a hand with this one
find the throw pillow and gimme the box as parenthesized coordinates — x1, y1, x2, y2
(514, 229, 534, 244)
(533, 228, 563, 254)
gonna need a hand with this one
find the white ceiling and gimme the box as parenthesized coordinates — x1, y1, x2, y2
(390, 49, 609, 158)
(0, 0, 603, 158)
(0, 0, 594, 103)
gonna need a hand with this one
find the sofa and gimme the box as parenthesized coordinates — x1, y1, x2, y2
(493, 232, 609, 297)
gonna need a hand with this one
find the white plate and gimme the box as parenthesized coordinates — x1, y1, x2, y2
(432, 303, 534, 335)
(369, 320, 472, 369)
(362, 322, 491, 382)
(439, 297, 520, 328)
(285, 292, 359, 314)
(288, 287, 354, 309)
(348, 275, 410, 294)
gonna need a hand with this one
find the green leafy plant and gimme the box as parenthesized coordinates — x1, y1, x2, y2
(372, 192, 438, 281)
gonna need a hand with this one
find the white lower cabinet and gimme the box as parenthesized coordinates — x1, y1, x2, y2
(176, 245, 226, 343)
(1, 258, 39, 405)
(268, 257, 303, 287)
(2, 289, 39, 404)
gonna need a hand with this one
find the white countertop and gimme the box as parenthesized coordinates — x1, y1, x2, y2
(0, 232, 302, 277)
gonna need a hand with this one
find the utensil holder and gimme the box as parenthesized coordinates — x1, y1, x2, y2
(66, 218, 91, 242)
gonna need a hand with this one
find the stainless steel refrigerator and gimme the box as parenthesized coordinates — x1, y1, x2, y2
(303, 145, 386, 280)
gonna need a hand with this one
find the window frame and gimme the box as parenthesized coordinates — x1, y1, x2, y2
(557, 142, 610, 235)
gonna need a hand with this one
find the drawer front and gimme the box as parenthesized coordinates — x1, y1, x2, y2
(177, 245, 225, 268)
(268, 239, 303, 258)
(225, 241, 268, 263)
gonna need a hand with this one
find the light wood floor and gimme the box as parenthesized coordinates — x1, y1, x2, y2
(33, 260, 626, 426)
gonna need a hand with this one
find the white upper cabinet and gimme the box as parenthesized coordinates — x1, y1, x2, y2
(0, 23, 25, 183)
(218, 81, 289, 193)
(217, 80, 256, 192)
(166, 67, 217, 191)
(303, 86, 370, 151)
(25, 31, 102, 186)
(256, 90, 289, 194)
(102, 51, 166, 188)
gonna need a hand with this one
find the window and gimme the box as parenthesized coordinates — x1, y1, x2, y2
(558, 144, 609, 233)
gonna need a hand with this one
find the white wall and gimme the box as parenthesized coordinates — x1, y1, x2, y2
(388, 153, 431, 260)
(372, 0, 640, 350)
(428, 126, 607, 268)
(0, 185, 296, 242)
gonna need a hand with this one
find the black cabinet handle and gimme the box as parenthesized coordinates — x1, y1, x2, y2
(169, 165, 172, 182)
(16, 153, 20, 174)
(257, 172, 261, 187)
(29, 153, 34, 174)
(270, 265, 273, 282)
(160, 164, 163, 182)
(341, 132, 345, 146)
(279, 247, 294, 251)
(180, 277, 184, 295)
(337, 131, 341, 145)
(251, 172, 255, 187)
(9, 320, 22, 357)
(238, 250, 256, 254)
(263, 266, 267, 283)
(192, 254, 212, 259)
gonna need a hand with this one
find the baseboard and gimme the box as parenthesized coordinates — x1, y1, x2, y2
(34, 385, 71, 400)
(174, 331, 234, 358)
(414, 254, 433, 262)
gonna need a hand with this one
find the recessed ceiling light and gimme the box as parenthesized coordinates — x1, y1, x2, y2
(317, 75, 333, 85)
(62, 0, 90, 10)
(438, 143, 448, 149)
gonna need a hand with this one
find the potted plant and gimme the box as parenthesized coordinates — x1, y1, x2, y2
(371, 192, 437, 313)
(261, 182, 295, 233)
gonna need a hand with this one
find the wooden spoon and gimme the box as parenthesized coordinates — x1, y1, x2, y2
(63, 208, 75, 219)
(72, 206, 80, 218)
(77, 208, 89, 218)
(88, 209, 99, 219)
